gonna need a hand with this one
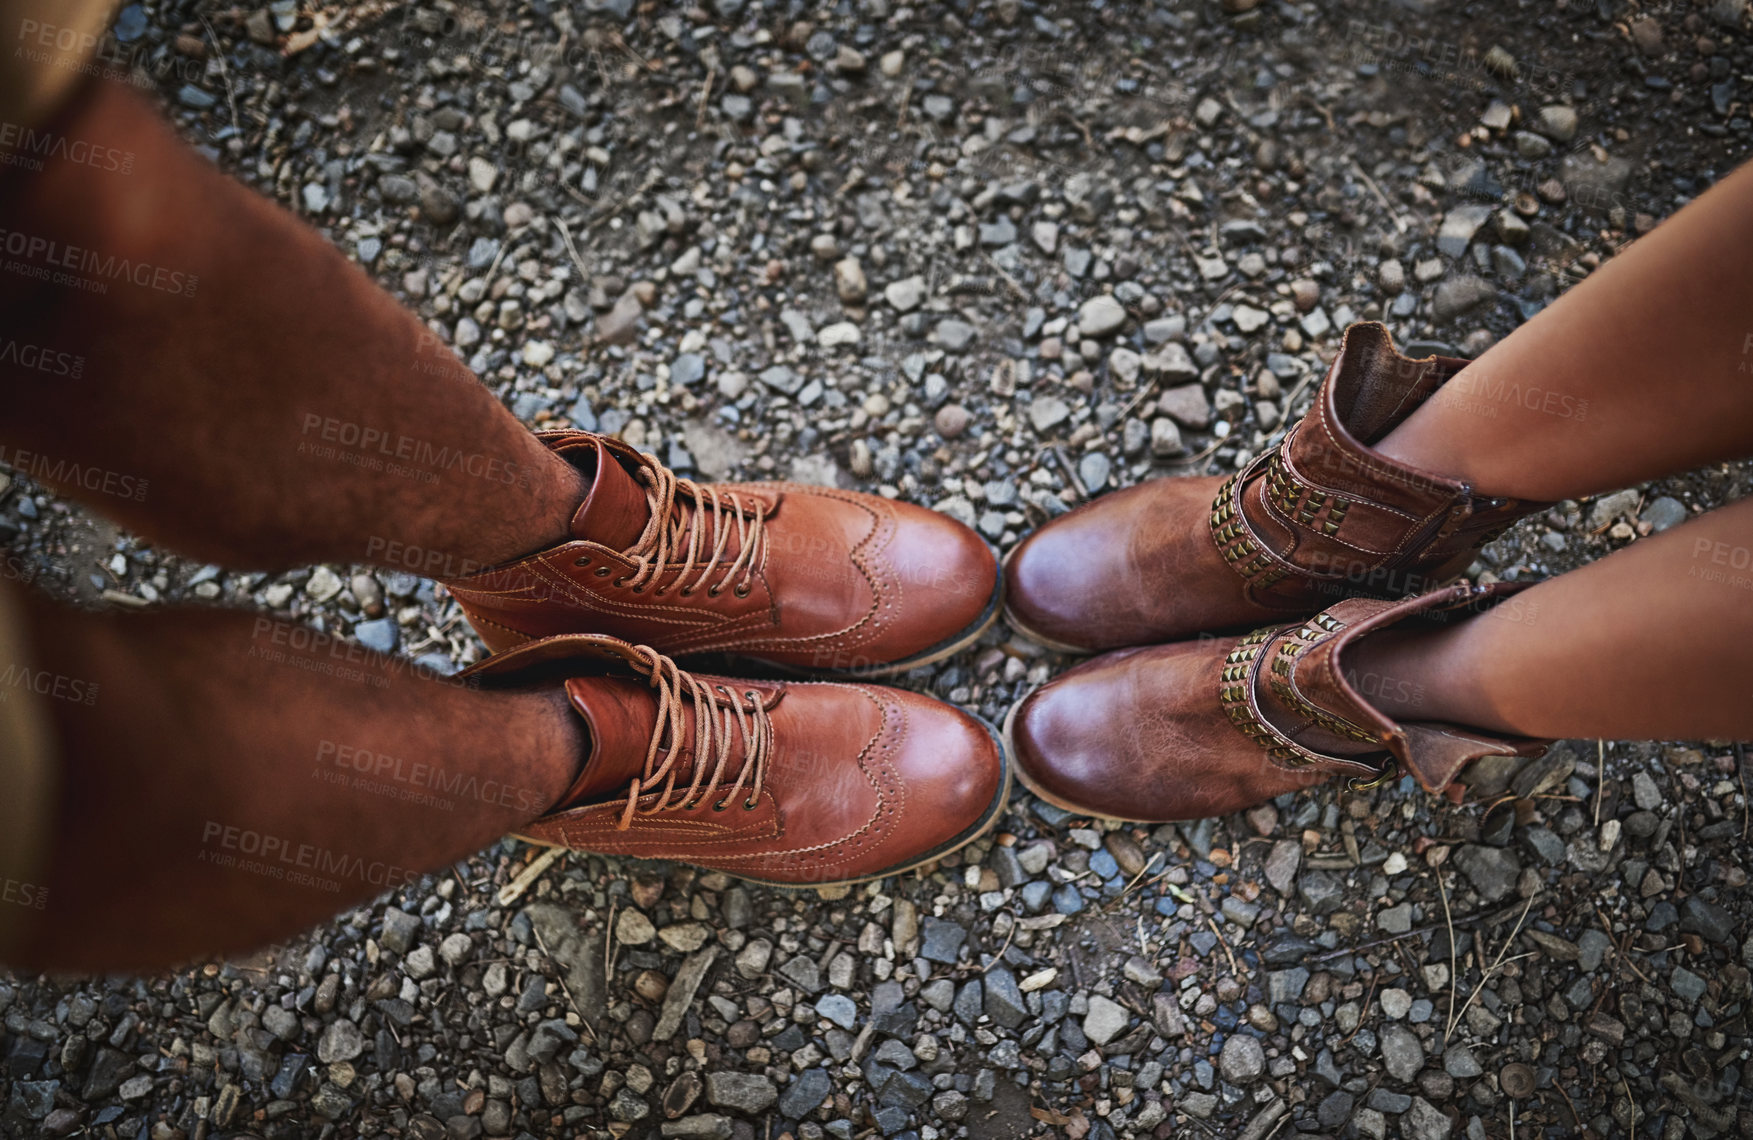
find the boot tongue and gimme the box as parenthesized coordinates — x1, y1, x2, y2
(553, 675, 679, 806)
(569, 439, 652, 550)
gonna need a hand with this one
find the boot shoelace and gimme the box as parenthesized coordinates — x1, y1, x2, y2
(613, 458, 768, 598)
(616, 645, 773, 830)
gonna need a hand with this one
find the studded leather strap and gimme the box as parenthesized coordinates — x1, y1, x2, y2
(1209, 450, 1293, 591)
(1217, 613, 1388, 779)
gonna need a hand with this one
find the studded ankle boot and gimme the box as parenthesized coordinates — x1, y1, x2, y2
(1003, 323, 1552, 652)
(1002, 582, 1549, 822)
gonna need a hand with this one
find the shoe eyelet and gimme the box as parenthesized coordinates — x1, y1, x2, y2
(631, 585, 645, 594)
(743, 797, 759, 811)
(574, 555, 591, 567)
(594, 567, 611, 577)
(715, 684, 729, 694)
(614, 578, 631, 588)
(707, 585, 721, 597)
(733, 583, 750, 598)
(711, 800, 729, 812)
(744, 690, 759, 701)
(679, 588, 694, 597)
(653, 587, 666, 596)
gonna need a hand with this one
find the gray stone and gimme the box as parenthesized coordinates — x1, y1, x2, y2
(8, 1080, 58, 1121)
(1269, 968, 1309, 1005)
(885, 276, 926, 312)
(1437, 205, 1493, 258)
(953, 980, 984, 1025)
(1108, 347, 1142, 384)
(655, 947, 720, 1041)
(1150, 418, 1184, 458)
(757, 365, 802, 395)
(1380, 1024, 1424, 1082)
(527, 1018, 577, 1063)
(1539, 104, 1579, 142)
(263, 1005, 299, 1042)
(919, 918, 967, 964)
(1432, 277, 1496, 321)
(1680, 896, 1737, 944)
(1265, 840, 1301, 894)
(1028, 396, 1071, 434)
(1143, 317, 1184, 344)
(815, 994, 858, 1030)
(1079, 452, 1112, 492)
(1218, 1034, 1266, 1085)
(1671, 966, 1707, 1003)
(936, 319, 977, 351)
(316, 1019, 364, 1064)
(1641, 495, 1688, 532)
(779, 1068, 833, 1118)
(1443, 1044, 1482, 1079)
(705, 1071, 778, 1115)
(1082, 995, 1130, 1045)
(1454, 844, 1520, 902)
(671, 353, 706, 386)
(662, 1116, 734, 1140)
(380, 907, 421, 954)
(1145, 342, 1198, 381)
(1378, 903, 1414, 934)
(1318, 1090, 1356, 1130)
(979, 218, 1017, 246)
(983, 967, 1029, 1029)
(1077, 295, 1128, 337)
(1158, 384, 1212, 429)
(1577, 929, 1612, 972)
(1590, 488, 1642, 529)
(1299, 870, 1344, 914)
(1404, 1096, 1453, 1140)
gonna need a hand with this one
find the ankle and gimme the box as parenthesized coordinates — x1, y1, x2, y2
(1369, 363, 1544, 501)
(1340, 625, 1502, 728)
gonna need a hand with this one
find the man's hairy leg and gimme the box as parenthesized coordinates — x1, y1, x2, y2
(0, 77, 587, 575)
(3, 581, 582, 973)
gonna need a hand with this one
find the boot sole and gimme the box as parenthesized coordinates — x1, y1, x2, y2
(999, 689, 1141, 824)
(996, 545, 1097, 656)
(507, 714, 1016, 890)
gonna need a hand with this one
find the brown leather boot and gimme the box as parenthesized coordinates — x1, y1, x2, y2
(1003, 323, 1552, 652)
(1002, 583, 1548, 823)
(443, 431, 1001, 675)
(465, 633, 1011, 886)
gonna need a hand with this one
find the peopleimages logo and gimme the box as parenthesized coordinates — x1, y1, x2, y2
(0, 662, 99, 706)
(314, 740, 548, 814)
(0, 120, 134, 174)
(0, 444, 148, 502)
(0, 334, 84, 377)
(0, 227, 198, 296)
(199, 821, 420, 892)
(298, 414, 534, 489)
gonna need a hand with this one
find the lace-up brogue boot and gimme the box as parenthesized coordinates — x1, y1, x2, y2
(464, 633, 1012, 886)
(443, 432, 1001, 676)
(1003, 323, 1552, 652)
(1002, 582, 1548, 823)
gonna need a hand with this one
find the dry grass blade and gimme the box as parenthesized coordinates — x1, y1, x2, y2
(531, 922, 599, 1044)
(1205, 916, 1241, 978)
(1447, 892, 1536, 1039)
(496, 845, 564, 907)
(1436, 870, 1458, 1045)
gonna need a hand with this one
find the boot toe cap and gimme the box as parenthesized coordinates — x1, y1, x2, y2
(872, 501, 1001, 659)
(884, 692, 1009, 858)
